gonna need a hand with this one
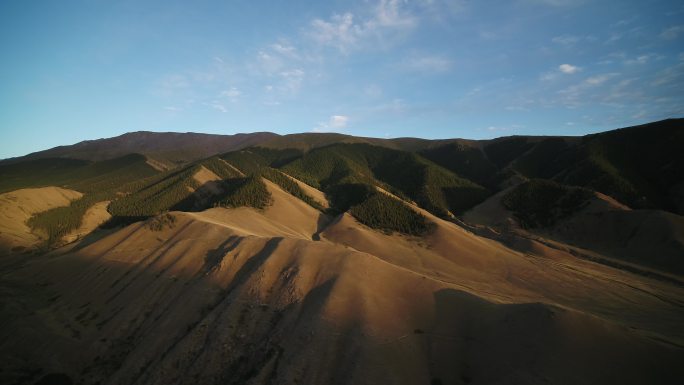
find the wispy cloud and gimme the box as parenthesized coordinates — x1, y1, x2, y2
(308, 0, 417, 52)
(552, 35, 581, 45)
(220, 87, 241, 102)
(527, 0, 587, 7)
(660, 25, 684, 40)
(557, 73, 619, 107)
(208, 102, 228, 113)
(402, 55, 453, 73)
(313, 114, 349, 132)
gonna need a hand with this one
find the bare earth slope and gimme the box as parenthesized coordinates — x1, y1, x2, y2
(1, 181, 683, 384)
(0, 187, 82, 254)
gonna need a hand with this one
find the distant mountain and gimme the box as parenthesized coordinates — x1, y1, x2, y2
(2, 131, 280, 167)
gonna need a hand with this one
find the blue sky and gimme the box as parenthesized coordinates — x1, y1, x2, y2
(1, 0, 683, 158)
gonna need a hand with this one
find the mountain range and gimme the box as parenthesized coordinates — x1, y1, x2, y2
(1, 119, 683, 385)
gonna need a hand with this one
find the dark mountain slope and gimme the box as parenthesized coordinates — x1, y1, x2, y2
(3, 131, 279, 166)
(419, 119, 683, 213)
(279, 143, 490, 216)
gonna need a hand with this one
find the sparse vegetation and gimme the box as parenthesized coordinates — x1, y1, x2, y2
(146, 212, 177, 231)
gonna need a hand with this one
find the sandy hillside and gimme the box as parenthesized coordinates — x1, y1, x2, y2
(0, 187, 82, 254)
(464, 189, 684, 276)
(1, 181, 683, 385)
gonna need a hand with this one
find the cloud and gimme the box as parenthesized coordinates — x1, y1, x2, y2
(308, 0, 417, 52)
(330, 115, 349, 128)
(585, 74, 611, 85)
(559, 64, 580, 74)
(624, 53, 662, 65)
(527, 0, 586, 6)
(403, 55, 453, 73)
(557, 73, 619, 107)
(309, 13, 361, 52)
(208, 102, 227, 113)
(313, 115, 349, 132)
(661, 25, 684, 40)
(257, 50, 284, 74)
(220, 87, 241, 102)
(552, 35, 581, 45)
(163, 106, 182, 112)
(270, 41, 298, 57)
(279, 69, 305, 93)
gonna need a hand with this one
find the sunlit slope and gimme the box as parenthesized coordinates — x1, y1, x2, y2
(2, 180, 682, 385)
(465, 179, 684, 275)
(0, 187, 82, 253)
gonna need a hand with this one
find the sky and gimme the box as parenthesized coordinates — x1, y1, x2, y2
(1, 0, 683, 158)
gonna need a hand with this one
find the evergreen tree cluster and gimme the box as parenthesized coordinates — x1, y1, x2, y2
(108, 165, 201, 217)
(280, 143, 489, 217)
(349, 192, 435, 236)
(214, 176, 272, 210)
(502, 179, 594, 228)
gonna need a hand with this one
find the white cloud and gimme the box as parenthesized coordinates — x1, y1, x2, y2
(313, 115, 349, 132)
(370, 0, 416, 29)
(308, 0, 417, 52)
(585, 74, 611, 85)
(559, 64, 580, 74)
(660, 25, 684, 40)
(270, 41, 298, 57)
(208, 102, 227, 113)
(309, 13, 361, 52)
(330, 115, 349, 128)
(163, 106, 182, 112)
